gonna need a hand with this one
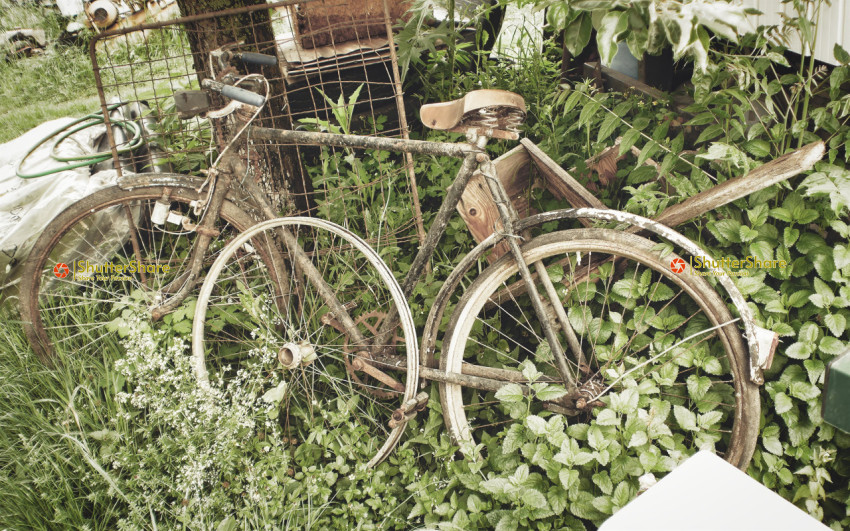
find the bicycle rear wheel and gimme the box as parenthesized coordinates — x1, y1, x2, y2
(19, 181, 261, 361)
(191, 217, 418, 468)
(441, 228, 759, 470)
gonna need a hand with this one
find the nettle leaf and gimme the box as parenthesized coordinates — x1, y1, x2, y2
(526, 415, 548, 437)
(834, 245, 850, 269)
(596, 409, 621, 427)
(522, 488, 549, 509)
(825, 313, 847, 337)
(560, 468, 580, 490)
(762, 425, 784, 456)
(536, 384, 568, 402)
(592, 495, 614, 515)
(588, 426, 607, 450)
(698, 410, 723, 429)
(612, 482, 633, 508)
(789, 381, 820, 401)
(784, 227, 800, 248)
(261, 381, 287, 404)
(686, 374, 711, 400)
(673, 405, 698, 431)
(495, 383, 524, 403)
(819, 337, 845, 356)
(804, 359, 826, 385)
(785, 342, 814, 360)
(774, 392, 793, 414)
(628, 431, 649, 448)
(535, 341, 553, 363)
(467, 494, 485, 514)
(503, 424, 525, 454)
(481, 477, 511, 495)
(592, 471, 614, 495)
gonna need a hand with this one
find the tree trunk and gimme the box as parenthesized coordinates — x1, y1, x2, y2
(176, 0, 312, 214)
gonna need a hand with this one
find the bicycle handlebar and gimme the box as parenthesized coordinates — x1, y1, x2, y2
(236, 52, 278, 66)
(202, 79, 265, 107)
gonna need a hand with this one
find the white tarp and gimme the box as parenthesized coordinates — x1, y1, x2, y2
(0, 119, 117, 292)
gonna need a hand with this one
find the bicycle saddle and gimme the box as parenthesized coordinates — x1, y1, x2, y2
(420, 89, 526, 140)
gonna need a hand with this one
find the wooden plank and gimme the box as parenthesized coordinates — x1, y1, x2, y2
(457, 145, 535, 262)
(520, 139, 606, 211)
(652, 141, 825, 228)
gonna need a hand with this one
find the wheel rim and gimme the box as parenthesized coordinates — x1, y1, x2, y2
(22, 186, 254, 359)
(192, 217, 418, 469)
(442, 229, 757, 469)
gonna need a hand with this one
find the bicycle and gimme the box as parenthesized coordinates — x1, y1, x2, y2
(18, 11, 824, 484)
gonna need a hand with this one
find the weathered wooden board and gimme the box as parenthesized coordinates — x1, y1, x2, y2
(457, 145, 535, 262)
(520, 139, 607, 212)
(651, 140, 825, 228)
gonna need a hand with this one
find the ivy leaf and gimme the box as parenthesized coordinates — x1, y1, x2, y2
(673, 405, 698, 431)
(495, 383, 524, 403)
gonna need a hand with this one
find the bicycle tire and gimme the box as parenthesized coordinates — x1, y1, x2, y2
(19, 181, 266, 362)
(440, 228, 759, 470)
(191, 217, 419, 468)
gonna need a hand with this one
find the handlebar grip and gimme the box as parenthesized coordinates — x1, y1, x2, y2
(221, 85, 266, 107)
(237, 52, 278, 66)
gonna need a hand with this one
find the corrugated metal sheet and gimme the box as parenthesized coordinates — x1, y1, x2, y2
(740, 0, 848, 65)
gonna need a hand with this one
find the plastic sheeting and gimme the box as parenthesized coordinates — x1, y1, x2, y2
(0, 119, 118, 292)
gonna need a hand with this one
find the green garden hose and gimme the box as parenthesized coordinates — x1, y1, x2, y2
(15, 103, 145, 179)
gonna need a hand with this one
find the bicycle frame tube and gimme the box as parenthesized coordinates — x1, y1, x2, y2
(249, 127, 480, 158)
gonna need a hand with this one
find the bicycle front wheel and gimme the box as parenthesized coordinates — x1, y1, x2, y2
(191, 217, 418, 469)
(441, 228, 759, 470)
(19, 181, 262, 361)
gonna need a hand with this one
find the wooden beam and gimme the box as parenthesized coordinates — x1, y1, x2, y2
(651, 141, 825, 228)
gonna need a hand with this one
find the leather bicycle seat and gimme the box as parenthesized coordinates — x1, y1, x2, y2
(420, 89, 526, 140)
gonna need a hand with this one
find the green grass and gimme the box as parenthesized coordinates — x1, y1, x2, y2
(0, 1, 102, 143)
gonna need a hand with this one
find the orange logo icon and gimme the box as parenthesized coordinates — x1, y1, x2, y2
(670, 258, 686, 274)
(53, 263, 70, 278)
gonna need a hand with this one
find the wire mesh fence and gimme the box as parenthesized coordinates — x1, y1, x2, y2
(90, 0, 424, 253)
